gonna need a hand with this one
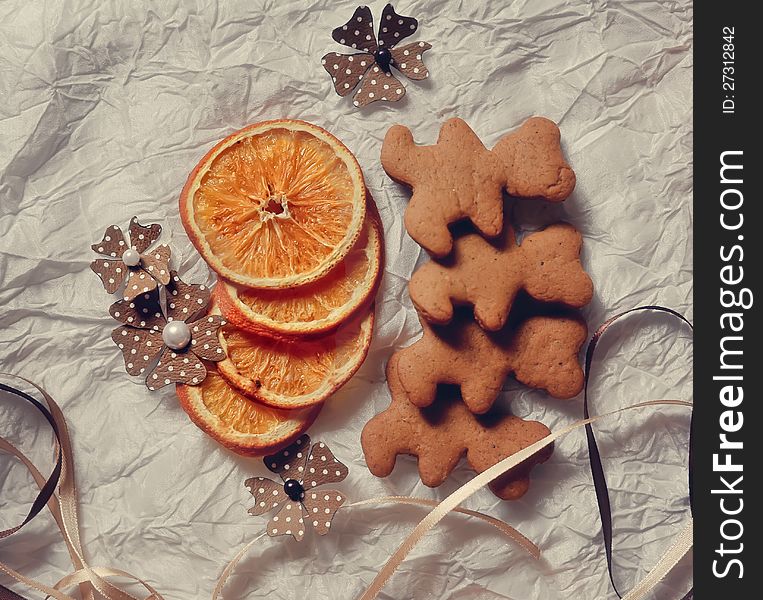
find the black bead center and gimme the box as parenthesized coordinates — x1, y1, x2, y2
(283, 479, 304, 501)
(374, 47, 392, 73)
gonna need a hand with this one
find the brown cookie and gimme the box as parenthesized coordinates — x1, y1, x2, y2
(361, 355, 553, 500)
(396, 311, 587, 414)
(409, 222, 593, 331)
(492, 117, 576, 202)
(381, 118, 506, 257)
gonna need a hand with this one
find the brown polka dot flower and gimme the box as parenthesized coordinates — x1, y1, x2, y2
(90, 216, 172, 302)
(109, 271, 226, 390)
(321, 3, 432, 108)
(245, 435, 348, 541)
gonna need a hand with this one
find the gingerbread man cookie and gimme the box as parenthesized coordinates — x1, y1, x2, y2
(396, 310, 587, 414)
(409, 222, 593, 331)
(492, 117, 576, 202)
(381, 118, 506, 257)
(362, 355, 553, 500)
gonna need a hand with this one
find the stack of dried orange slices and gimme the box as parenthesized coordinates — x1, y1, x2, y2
(177, 120, 383, 456)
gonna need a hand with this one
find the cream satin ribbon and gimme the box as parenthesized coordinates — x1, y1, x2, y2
(212, 496, 540, 600)
(622, 520, 692, 600)
(346, 497, 540, 559)
(0, 374, 164, 600)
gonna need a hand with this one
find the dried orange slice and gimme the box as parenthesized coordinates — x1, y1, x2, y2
(215, 210, 383, 339)
(177, 369, 320, 456)
(215, 305, 374, 409)
(180, 120, 366, 289)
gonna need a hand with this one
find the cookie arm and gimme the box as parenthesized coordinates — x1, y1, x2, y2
(381, 125, 419, 185)
(416, 444, 465, 488)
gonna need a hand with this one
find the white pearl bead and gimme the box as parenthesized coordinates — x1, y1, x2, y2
(122, 248, 141, 267)
(162, 320, 191, 350)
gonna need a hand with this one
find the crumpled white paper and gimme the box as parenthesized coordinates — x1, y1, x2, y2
(0, 1, 693, 598)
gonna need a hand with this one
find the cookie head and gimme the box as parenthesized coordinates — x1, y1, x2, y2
(521, 223, 593, 309)
(493, 117, 576, 202)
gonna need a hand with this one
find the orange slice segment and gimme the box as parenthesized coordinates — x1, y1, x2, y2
(215, 210, 383, 339)
(176, 369, 320, 456)
(216, 304, 374, 409)
(180, 120, 366, 289)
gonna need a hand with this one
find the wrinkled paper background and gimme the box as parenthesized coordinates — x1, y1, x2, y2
(0, 1, 693, 598)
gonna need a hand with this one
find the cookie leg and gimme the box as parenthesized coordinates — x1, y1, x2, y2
(361, 419, 402, 478)
(404, 196, 454, 257)
(416, 444, 464, 488)
(460, 376, 502, 414)
(472, 291, 515, 332)
(399, 373, 439, 408)
(396, 351, 440, 408)
(469, 188, 504, 239)
(468, 416, 553, 500)
(363, 448, 398, 478)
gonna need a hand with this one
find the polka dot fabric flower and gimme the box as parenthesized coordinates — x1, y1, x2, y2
(321, 3, 432, 108)
(109, 271, 226, 390)
(90, 216, 172, 301)
(245, 434, 348, 541)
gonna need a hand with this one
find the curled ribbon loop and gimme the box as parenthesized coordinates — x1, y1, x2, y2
(582, 306, 693, 598)
(0, 381, 62, 541)
(0, 374, 163, 600)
